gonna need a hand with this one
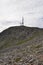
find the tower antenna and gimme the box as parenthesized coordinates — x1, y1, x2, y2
(21, 16, 24, 26)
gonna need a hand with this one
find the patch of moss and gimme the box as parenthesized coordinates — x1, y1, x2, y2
(35, 44, 42, 49)
(17, 31, 40, 45)
(17, 36, 34, 45)
(15, 57, 21, 62)
(31, 44, 42, 49)
(0, 31, 41, 49)
(0, 41, 12, 50)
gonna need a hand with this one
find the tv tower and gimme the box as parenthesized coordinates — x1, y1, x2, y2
(21, 16, 24, 26)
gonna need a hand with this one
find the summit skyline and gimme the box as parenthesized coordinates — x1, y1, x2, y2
(0, 0, 43, 32)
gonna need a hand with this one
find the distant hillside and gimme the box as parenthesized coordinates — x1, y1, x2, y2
(0, 26, 43, 51)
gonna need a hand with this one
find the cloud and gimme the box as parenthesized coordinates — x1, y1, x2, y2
(36, 17, 43, 28)
(0, 0, 43, 32)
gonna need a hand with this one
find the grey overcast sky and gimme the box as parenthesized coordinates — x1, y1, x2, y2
(0, 0, 43, 32)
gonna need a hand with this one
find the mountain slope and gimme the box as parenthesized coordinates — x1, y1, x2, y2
(0, 26, 43, 65)
(0, 26, 43, 50)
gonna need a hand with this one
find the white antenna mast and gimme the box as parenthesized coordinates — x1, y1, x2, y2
(20, 16, 24, 26)
(21, 16, 24, 26)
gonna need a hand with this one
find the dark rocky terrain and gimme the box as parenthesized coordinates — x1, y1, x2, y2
(0, 26, 43, 65)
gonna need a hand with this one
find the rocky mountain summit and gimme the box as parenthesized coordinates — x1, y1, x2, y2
(0, 26, 43, 65)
